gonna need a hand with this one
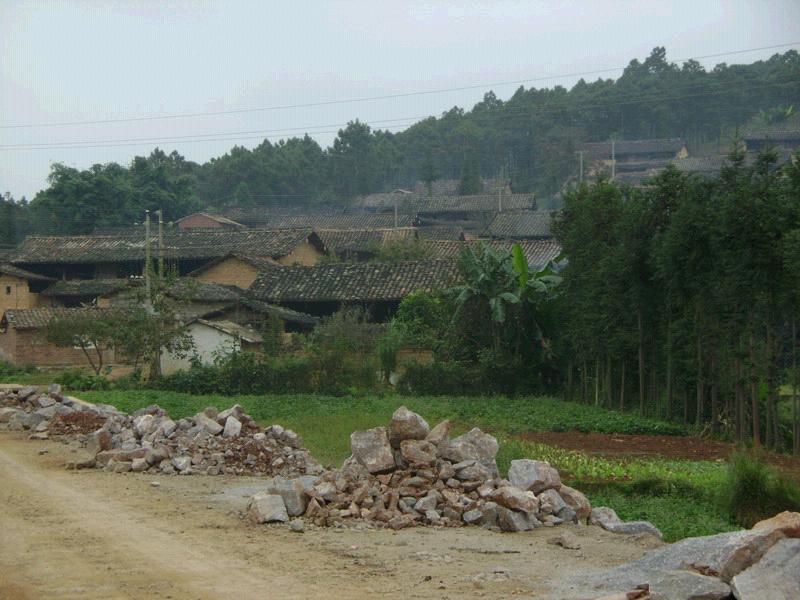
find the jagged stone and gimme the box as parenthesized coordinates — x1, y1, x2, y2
(508, 459, 561, 493)
(425, 419, 451, 445)
(248, 493, 289, 524)
(388, 406, 430, 448)
(439, 428, 499, 476)
(222, 416, 242, 438)
(590, 507, 662, 539)
(558, 484, 592, 522)
(731, 538, 800, 600)
(262, 476, 312, 517)
(350, 427, 396, 474)
(194, 413, 223, 435)
(496, 506, 539, 532)
(400, 439, 437, 466)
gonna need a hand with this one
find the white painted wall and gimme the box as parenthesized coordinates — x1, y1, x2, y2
(160, 321, 241, 375)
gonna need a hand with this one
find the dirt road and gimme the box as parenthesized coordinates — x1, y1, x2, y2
(0, 433, 662, 599)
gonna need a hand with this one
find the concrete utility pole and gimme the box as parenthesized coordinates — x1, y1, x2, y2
(144, 210, 151, 301)
(156, 209, 164, 280)
(576, 151, 584, 183)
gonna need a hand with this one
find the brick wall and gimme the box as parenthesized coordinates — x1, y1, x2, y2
(195, 257, 259, 288)
(1, 328, 117, 368)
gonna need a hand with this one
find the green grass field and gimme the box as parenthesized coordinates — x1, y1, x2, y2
(80, 389, 735, 541)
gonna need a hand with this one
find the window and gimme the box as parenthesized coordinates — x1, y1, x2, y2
(5, 286, 11, 295)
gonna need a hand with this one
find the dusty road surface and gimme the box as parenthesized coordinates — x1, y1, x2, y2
(0, 433, 662, 599)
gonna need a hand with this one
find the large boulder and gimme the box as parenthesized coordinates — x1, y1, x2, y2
(400, 439, 437, 467)
(491, 486, 539, 514)
(247, 493, 289, 524)
(388, 406, 430, 448)
(350, 427, 396, 474)
(558, 484, 592, 522)
(496, 506, 540, 532)
(262, 476, 314, 516)
(508, 459, 561, 493)
(731, 538, 800, 599)
(439, 428, 499, 476)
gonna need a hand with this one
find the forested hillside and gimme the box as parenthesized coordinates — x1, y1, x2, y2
(1, 47, 799, 242)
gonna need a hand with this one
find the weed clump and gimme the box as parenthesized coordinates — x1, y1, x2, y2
(720, 450, 800, 528)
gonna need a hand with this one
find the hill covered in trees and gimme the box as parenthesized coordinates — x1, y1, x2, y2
(2, 47, 799, 242)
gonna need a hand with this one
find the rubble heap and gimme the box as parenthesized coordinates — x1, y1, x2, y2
(248, 406, 655, 535)
(0, 384, 323, 478)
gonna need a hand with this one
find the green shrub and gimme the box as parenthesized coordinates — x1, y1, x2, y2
(400, 361, 481, 395)
(720, 451, 800, 528)
(54, 368, 111, 391)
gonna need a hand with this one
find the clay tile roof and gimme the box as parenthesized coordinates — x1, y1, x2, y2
(314, 228, 418, 255)
(415, 226, 466, 241)
(581, 138, 686, 158)
(176, 213, 245, 228)
(219, 207, 415, 229)
(41, 278, 137, 298)
(239, 299, 321, 325)
(167, 279, 244, 303)
(1, 307, 122, 330)
(352, 194, 535, 214)
(10, 229, 312, 264)
(485, 210, 555, 239)
(424, 239, 562, 268)
(0, 263, 55, 282)
(248, 261, 461, 303)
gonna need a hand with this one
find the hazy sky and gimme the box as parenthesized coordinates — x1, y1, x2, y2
(2, 0, 799, 199)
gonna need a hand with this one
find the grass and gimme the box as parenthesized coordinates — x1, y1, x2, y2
(79, 389, 743, 542)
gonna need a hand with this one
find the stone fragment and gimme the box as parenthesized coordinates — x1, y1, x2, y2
(463, 509, 484, 525)
(752, 510, 800, 538)
(730, 538, 800, 600)
(350, 427, 396, 474)
(17, 386, 37, 400)
(48, 383, 63, 401)
(131, 457, 148, 472)
(400, 439, 437, 466)
(133, 414, 156, 437)
(247, 493, 289, 524)
(172, 456, 191, 472)
(455, 461, 492, 482)
(0, 407, 22, 423)
(438, 428, 499, 476)
(289, 519, 305, 533)
(425, 419, 451, 445)
(36, 396, 55, 408)
(85, 430, 112, 456)
(496, 506, 539, 532)
(491, 486, 539, 514)
(388, 406, 430, 448)
(65, 450, 96, 469)
(262, 476, 310, 517)
(222, 416, 242, 438)
(508, 459, 561, 493)
(558, 484, 592, 522)
(217, 404, 244, 425)
(590, 507, 662, 539)
(538, 488, 567, 516)
(157, 418, 177, 437)
(548, 531, 581, 549)
(194, 413, 223, 435)
(414, 495, 438, 513)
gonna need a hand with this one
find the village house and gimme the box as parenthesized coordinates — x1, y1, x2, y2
(0, 307, 119, 368)
(0, 263, 55, 314)
(6, 228, 323, 280)
(483, 210, 554, 240)
(188, 253, 282, 289)
(313, 228, 419, 261)
(247, 260, 461, 321)
(160, 318, 262, 375)
(424, 239, 562, 269)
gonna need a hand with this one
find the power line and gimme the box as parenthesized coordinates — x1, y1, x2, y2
(3, 76, 798, 151)
(2, 42, 797, 130)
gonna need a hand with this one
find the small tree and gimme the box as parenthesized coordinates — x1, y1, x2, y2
(261, 312, 285, 356)
(45, 313, 118, 375)
(420, 152, 439, 197)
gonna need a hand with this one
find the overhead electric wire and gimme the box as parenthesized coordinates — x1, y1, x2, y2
(1, 41, 798, 130)
(3, 76, 798, 151)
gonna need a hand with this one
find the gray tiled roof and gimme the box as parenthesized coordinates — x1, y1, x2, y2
(352, 193, 535, 214)
(219, 207, 415, 229)
(424, 239, 562, 268)
(314, 228, 418, 254)
(248, 261, 461, 303)
(42, 278, 136, 297)
(484, 210, 554, 239)
(166, 279, 244, 303)
(10, 229, 312, 264)
(1, 307, 122, 330)
(414, 226, 466, 241)
(0, 263, 55, 282)
(581, 138, 686, 159)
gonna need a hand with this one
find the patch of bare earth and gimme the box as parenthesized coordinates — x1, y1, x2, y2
(519, 430, 800, 480)
(0, 432, 662, 599)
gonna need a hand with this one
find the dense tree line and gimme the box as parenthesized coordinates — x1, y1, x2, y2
(1, 48, 798, 241)
(553, 148, 800, 452)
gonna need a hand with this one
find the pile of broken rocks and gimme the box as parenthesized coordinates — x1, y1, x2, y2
(0, 384, 323, 478)
(247, 406, 662, 536)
